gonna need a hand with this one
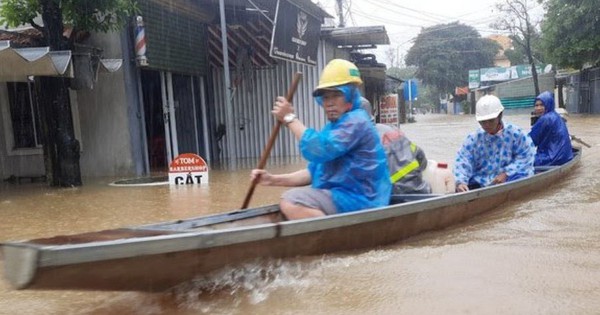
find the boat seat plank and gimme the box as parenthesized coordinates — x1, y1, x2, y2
(28, 228, 180, 245)
(141, 205, 281, 231)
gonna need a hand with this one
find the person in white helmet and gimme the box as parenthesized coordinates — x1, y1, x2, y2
(454, 94, 536, 192)
(251, 59, 391, 220)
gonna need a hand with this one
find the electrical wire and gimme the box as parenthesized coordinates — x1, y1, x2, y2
(317, 0, 531, 66)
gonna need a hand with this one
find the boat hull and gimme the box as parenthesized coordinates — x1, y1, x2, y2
(2, 150, 581, 291)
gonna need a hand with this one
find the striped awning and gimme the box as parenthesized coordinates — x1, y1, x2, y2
(0, 40, 73, 82)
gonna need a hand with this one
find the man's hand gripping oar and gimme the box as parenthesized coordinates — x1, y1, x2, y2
(241, 72, 303, 209)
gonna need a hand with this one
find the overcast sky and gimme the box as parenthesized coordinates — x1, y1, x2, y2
(315, 0, 545, 66)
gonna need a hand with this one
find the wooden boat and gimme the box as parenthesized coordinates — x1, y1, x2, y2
(1, 148, 581, 292)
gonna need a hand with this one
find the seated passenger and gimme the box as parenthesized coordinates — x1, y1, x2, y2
(529, 91, 573, 166)
(361, 98, 431, 194)
(454, 95, 536, 192)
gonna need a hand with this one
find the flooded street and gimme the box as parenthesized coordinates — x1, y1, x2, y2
(1, 113, 600, 315)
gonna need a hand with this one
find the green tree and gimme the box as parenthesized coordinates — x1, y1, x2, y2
(405, 22, 499, 97)
(0, 0, 137, 187)
(541, 0, 600, 68)
(504, 33, 544, 65)
(492, 0, 542, 95)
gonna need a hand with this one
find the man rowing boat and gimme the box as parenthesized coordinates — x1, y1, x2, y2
(250, 59, 391, 220)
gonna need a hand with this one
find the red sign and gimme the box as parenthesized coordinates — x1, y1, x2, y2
(379, 94, 399, 124)
(168, 153, 209, 186)
(455, 86, 469, 95)
(169, 153, 207, 173)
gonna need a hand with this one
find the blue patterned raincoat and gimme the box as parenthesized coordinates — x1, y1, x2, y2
(454, 121, 536, 187)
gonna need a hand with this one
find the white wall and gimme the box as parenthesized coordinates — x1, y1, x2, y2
(75, 31, 136, 177)
(0, 15, 136, 179)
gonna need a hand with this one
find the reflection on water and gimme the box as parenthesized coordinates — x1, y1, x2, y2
(2, 114, 600, 314)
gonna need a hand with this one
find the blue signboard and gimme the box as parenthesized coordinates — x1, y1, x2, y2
(403, 79, 418, 101)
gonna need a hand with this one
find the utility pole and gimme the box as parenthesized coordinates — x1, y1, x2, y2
(336, 0, 345, 27)
(408, 79, 412, 122)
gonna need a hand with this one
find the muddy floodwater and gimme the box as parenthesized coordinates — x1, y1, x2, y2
(1, 113, 599, 315)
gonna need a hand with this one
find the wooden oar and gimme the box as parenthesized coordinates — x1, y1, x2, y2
(241, 72, 303, 209)
(571, 134, 591, 148)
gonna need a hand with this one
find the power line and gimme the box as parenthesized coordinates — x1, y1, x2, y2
(351, 0, 446, 25)
(322, 0, 507, 36)
(319, 0, 518, 66)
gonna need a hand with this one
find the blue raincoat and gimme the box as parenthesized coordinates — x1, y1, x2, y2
(301, 86, 391, 213)
(529, 91, 573, 166)
(454, 121, 536, 187)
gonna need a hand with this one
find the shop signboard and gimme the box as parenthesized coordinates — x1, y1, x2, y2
(379, 94, 399, 125)
(480, 67, 511, 82)
(269, 0, 320, 65)
(509, 64, 546, 78)
(168, 153, 209, 186)
(468, 69, 480, 89)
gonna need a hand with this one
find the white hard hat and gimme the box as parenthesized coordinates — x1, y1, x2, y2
(476, 95, 504, 121)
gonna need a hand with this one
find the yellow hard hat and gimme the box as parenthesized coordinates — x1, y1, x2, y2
(313, 59, 363, 96)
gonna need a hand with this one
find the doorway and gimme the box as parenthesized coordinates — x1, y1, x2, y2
(140, 70, 165, 172)
(140, 69, 208, 172)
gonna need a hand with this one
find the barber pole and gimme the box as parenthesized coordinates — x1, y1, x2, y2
(134, 16, 148, 66)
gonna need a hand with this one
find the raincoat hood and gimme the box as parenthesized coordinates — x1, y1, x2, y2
(529, 91, 573, 166)
(315, 84, 362, 111)
(535, 91, 555, 114)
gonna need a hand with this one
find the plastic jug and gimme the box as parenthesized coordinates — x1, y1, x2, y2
(422, 160, 455, 194)
(422, 159, 437, 190)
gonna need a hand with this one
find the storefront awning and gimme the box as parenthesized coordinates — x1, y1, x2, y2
(99, 59, 123, 73)
(0, 40, 73, 82)
(0, 40, 122, 83)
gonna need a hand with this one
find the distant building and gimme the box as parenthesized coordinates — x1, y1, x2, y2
(488, 34, 512, 68)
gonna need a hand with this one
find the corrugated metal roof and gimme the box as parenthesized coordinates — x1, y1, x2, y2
(0, 29, 45, 47)
(207, 21, 277, 69)
(205, 0, 337, 70)
(201, 0, 332, 21)
(321, 26, 390, 48)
